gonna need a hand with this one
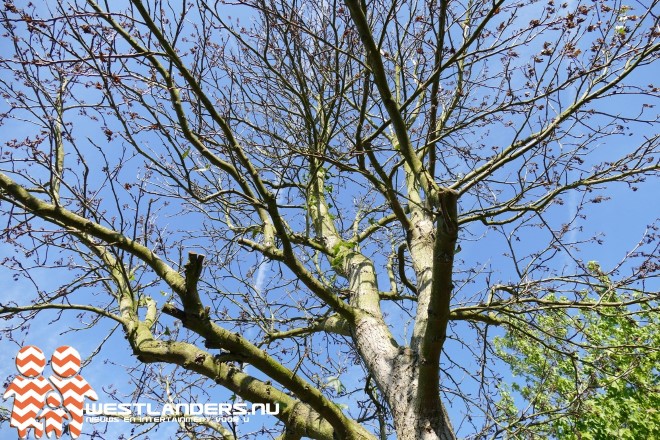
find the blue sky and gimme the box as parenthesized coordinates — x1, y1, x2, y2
(1, 0, 659, 439)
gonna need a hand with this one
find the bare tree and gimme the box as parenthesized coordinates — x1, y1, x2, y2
(1, 0, 658, 438)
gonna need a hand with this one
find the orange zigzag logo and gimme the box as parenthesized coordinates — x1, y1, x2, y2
(3, 345, 97, 439)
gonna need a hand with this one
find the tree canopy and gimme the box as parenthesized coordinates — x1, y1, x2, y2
(495, 261, 660, 439)
(0, 0, 658, 438)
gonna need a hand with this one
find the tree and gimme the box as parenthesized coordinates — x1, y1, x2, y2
(0, 0, 658, 438)
(494, 261, 660, 439)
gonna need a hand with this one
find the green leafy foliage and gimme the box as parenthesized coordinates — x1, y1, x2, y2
(494, 263, 660, 439)
(330, 240, 358, 271)
(325, 375, 346, 394)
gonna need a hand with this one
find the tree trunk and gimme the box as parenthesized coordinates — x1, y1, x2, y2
(347, 200, 458, 440)
(351, 318, 456, 439)
(389, 193, 458, 440)
(384, 352, 456, 440)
